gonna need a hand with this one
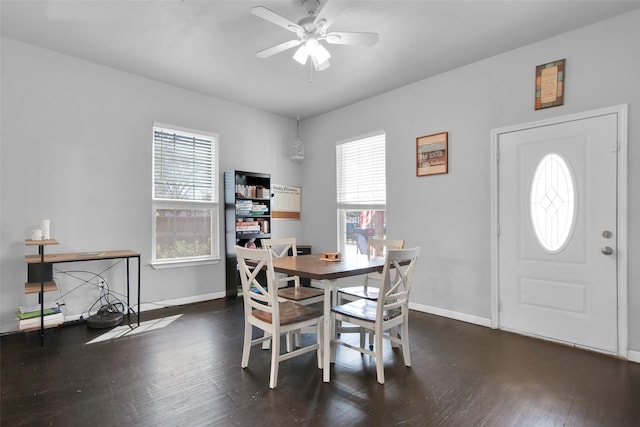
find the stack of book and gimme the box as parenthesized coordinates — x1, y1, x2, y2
(250, 203, 268, 215)
(236, 200, 253, 215)
(17, 302, 64, 331)
(235, 184, 269, 199)
(236, 220, 261, 235)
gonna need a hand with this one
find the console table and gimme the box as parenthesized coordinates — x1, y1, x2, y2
(24, 247, 141, 344)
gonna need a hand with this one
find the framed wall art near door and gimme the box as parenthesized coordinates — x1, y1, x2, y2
(535, 59, 565, 110)
(416, 131, 448, 176)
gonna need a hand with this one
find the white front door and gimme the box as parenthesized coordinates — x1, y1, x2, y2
(497, 111, 620, 353)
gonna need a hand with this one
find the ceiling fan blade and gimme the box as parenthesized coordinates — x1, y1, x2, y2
(251, 6, 304, 36)
(313, 0, 346, 31)
(256, 39, 302, 58)
(325, 31, 379, 47)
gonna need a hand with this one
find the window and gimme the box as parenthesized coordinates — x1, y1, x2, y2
(152, 123, 219, 267)
(530, 153, 575, 252)
(336, 131, 386, 256)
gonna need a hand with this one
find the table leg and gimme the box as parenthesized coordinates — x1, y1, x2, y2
(323, 279, 334, 382)
(126, 257, 131, 320)
(330, 281, 338, 363)
(136, 255, 141, 326)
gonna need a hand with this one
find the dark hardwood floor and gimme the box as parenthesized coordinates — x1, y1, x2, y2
(2, 298, 639, 426)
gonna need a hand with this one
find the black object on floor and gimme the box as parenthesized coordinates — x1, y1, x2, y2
(86, 307, 124, 329)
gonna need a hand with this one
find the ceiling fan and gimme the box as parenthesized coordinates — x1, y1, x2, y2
(251, 0, 379, 71)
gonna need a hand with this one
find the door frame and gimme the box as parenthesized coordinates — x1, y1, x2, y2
(490, 104, 628, 358)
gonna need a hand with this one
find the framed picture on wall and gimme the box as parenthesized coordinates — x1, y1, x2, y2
(416, 132, 448, 176)
(535, 59, 565, 110)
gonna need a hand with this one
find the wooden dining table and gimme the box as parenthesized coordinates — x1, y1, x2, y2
(271, 253, 386, 382)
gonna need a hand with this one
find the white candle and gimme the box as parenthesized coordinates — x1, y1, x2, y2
(40, 219, 50, 239)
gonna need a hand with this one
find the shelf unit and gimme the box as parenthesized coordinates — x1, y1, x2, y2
(224, 170, 271, 297)
(24, 238, 60, 345)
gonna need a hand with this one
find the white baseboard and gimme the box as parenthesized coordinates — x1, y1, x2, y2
(407, 303, 640, 364)
(7, 292, 228, 331)
(137, 292, 226, 312)
(627, 349, 640, 363)
(409, 302, 493, 328)
(9, 292, 640, 364)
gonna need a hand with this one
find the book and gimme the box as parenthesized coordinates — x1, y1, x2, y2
(251, 203, 268, 212)
(18, 312, 64, 330)
(235, 185, 270, 199)
(19, 301, 58, 314)
(16, 307, 61, 320)
(237, 223, 260, 229)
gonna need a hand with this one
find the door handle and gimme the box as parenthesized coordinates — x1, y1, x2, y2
(601, 246, 614, 255)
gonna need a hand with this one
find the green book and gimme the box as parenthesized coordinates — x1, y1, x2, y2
(16, 308, 60, 320)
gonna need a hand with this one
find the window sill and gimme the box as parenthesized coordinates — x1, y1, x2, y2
(151, 258, 220, 270)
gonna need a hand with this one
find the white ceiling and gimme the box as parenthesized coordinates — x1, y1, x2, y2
(2, 1, 639, 119)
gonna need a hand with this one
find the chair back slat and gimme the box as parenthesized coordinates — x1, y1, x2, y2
(236, 246, 279, 319)
(261, 237, 297, 258)
(379, 247, 420, 318)
(245, 258, 270, 302)
(366, 238, 405, 259)
(362, 238, 405, 287)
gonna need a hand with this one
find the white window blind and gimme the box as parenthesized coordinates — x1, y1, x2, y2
(153, 126, 217, 202)
(336, 132, 386, 208)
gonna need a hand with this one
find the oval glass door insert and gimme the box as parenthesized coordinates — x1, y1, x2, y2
(530, 153, 575, 252)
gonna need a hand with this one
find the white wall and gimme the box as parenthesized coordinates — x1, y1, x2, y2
(300, 10, 640, 352)
(0, 37, 302, 333)
(2, 10, 638, 357)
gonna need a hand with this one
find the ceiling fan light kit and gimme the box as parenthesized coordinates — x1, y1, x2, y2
(293, 38, 331, 70)
(251, 0, 379, 71)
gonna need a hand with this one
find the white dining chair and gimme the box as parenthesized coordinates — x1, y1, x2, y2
(261, 237, 324, 348)
(261, 237, 324, 305)
(236, 246, 323, 389)
(331, 247, 420, 384)
(337, 238, 405, 347)
(339, 238, 405, 301)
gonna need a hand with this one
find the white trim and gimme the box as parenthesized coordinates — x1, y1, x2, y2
(335, 129, 385, 146)
(617, 105, 629, 359)
(499, 325, 620, 358)
(150, 258, 221, 269)
(409, 302, 492, 328)
(337, 203, 386, 211)
(17, 293, 227, 334)
(628, 350, 640, 364)
(153, 121, 219, 140)
(490, 128, 499, 329)
(137, 292, 226, 311)
(490, 104, 629, 358)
